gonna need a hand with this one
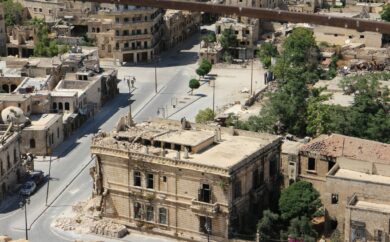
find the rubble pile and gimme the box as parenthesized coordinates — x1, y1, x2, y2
(90, 220, 128, 238)
(54, 199, 128, 239)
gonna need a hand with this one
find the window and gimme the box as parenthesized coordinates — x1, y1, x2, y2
(7, 153, 10, 170)
(65, 102, 70, 111)
(162, 176, 167, 182)
(269, 155, 278, 177)
(30, 139, 36, 148)
(159, 208, 167, 224)
(331, 193, 338, 204)
(233, 180, 241, 199)
(146, 205, 154, 221)
(146, 173, 154, 189)
(308, 157, 316, 171)
(360, 35, 365, 39)
(115, 17, 119, 23)
(134, 202, 142, 219)
(328, 160, 335, 171)
(134, 171, 141, 186)
(58, 102, 63, 110)
(57, 127, 60, 138)
(199, 216, 212, 234)
(198, 184, 211, 203)
(252, 168, 259, 189)
(13, 149, 17, 164)
(374, 230, 383, 242)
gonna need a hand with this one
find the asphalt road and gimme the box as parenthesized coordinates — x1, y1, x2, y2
(0, 33, 201, 242)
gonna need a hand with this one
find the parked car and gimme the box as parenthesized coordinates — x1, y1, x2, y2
(29, 170, 45, 186)
(20, 181, 36, 196)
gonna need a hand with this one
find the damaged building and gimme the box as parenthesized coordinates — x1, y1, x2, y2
(90, 118, 282, 241)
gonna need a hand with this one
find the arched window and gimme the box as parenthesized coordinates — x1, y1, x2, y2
(53, 102, 57, 110)
(30, 139, 36, 148)
(65, 102, 70, 111)
(58, 102, 63, 110)
(92, 27, 95, 32)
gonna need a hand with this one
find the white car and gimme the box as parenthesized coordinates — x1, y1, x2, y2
(20, 181, 36, 196)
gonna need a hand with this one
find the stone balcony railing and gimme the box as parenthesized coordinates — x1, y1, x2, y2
(190, 199, 221, 216)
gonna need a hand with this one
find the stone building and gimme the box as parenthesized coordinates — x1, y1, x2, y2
(21, 113, 64, 155)
(215, 17, 260, 59)
(90, 118, 282, 241)
(0, 3, 6, 57)
(87, 5, 164, 64)
(0, 125, 25, 201)
(162, 10, 201, 50)
(15, 0, 66, 23)
(295, 134, 390, 239)
(6, 25, 35, 58)
(225, 0, 280, 8)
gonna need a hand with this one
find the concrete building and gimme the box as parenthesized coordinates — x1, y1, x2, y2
(21, 113, 64, 155)
(0, 3, 6, 56)
(215, 17, 260, 59)
(0, 125, 25, 201)
(87, 5, 164, 64)
(90, 118, 282, 241)
(162, 10, 201, 50)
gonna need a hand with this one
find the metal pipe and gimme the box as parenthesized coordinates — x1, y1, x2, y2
(89, 0, 390, 34)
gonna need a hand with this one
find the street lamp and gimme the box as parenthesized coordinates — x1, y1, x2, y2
(19, 196, 30, 240)
(125, 76, 136, 126)
(45, 147, 52, 206)
(153, 55, 161, 94)
(204, 218, 211, 242)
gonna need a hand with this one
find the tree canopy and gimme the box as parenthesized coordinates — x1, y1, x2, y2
(189, 78, 200, 94)
(380, 3, 390, 22)
(32, 18, 59, 57)
(1, 0, 24, 26)
(258, 42, 278, 68)
(195, 108, 215, 123)
(219, 27, 237, 51)
(279, 181, 322, 221)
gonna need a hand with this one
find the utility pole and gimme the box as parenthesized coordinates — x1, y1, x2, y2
(125, 76, 136, 126)
(250, 57, 254, 96)
(19, 196, 30, 240)
(45, 148, 52, 206)
(154, 55, 160, 94)
(212, 79, 215, 114)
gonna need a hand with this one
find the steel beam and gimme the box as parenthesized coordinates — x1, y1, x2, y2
(88, 0, 390, 34)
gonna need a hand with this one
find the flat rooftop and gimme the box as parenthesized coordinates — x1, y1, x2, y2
(0, 94, 30, 102)
(92, 119, 281, 170)
(332, 168, 390, 186)
(50, 90, 78, 97)
(25, 114, 62, 130)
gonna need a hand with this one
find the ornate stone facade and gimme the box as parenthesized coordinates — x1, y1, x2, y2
(90, 118, 282, 241)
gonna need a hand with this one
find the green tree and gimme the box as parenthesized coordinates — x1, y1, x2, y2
(201, 32, 216, 44)
(219, 27, 237, 51)
(1, 0, 24, 26)
(279, 181, 322, 221)
(258, 42, 278, 68)
(380, 3, 390, 22)
(287, 216, 317, 242)
(195, 108, 215, 123)
(200, 59, 212, 75)
(32, 20, 59, 57)
(196, 67, 207, 79)
(189, 78, 200, 95)
(257, 210, 281, 242)
(330, 229, 342, 242)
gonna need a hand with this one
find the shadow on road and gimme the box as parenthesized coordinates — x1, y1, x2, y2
(51, 92, 129, 158)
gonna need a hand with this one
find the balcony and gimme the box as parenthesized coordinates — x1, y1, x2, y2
(190, 199, 220, 216)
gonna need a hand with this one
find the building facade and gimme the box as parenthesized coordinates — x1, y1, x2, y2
(90, 118, 282, 241)
(0, 127, 25, 201)
(290, 134, 390, 239)
(87, 5, 164, 64)
(162, 10, 201, 50)
(0, 3, 6, 56)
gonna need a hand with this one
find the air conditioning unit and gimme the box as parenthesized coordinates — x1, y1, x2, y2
(288, 160, 298, 182)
